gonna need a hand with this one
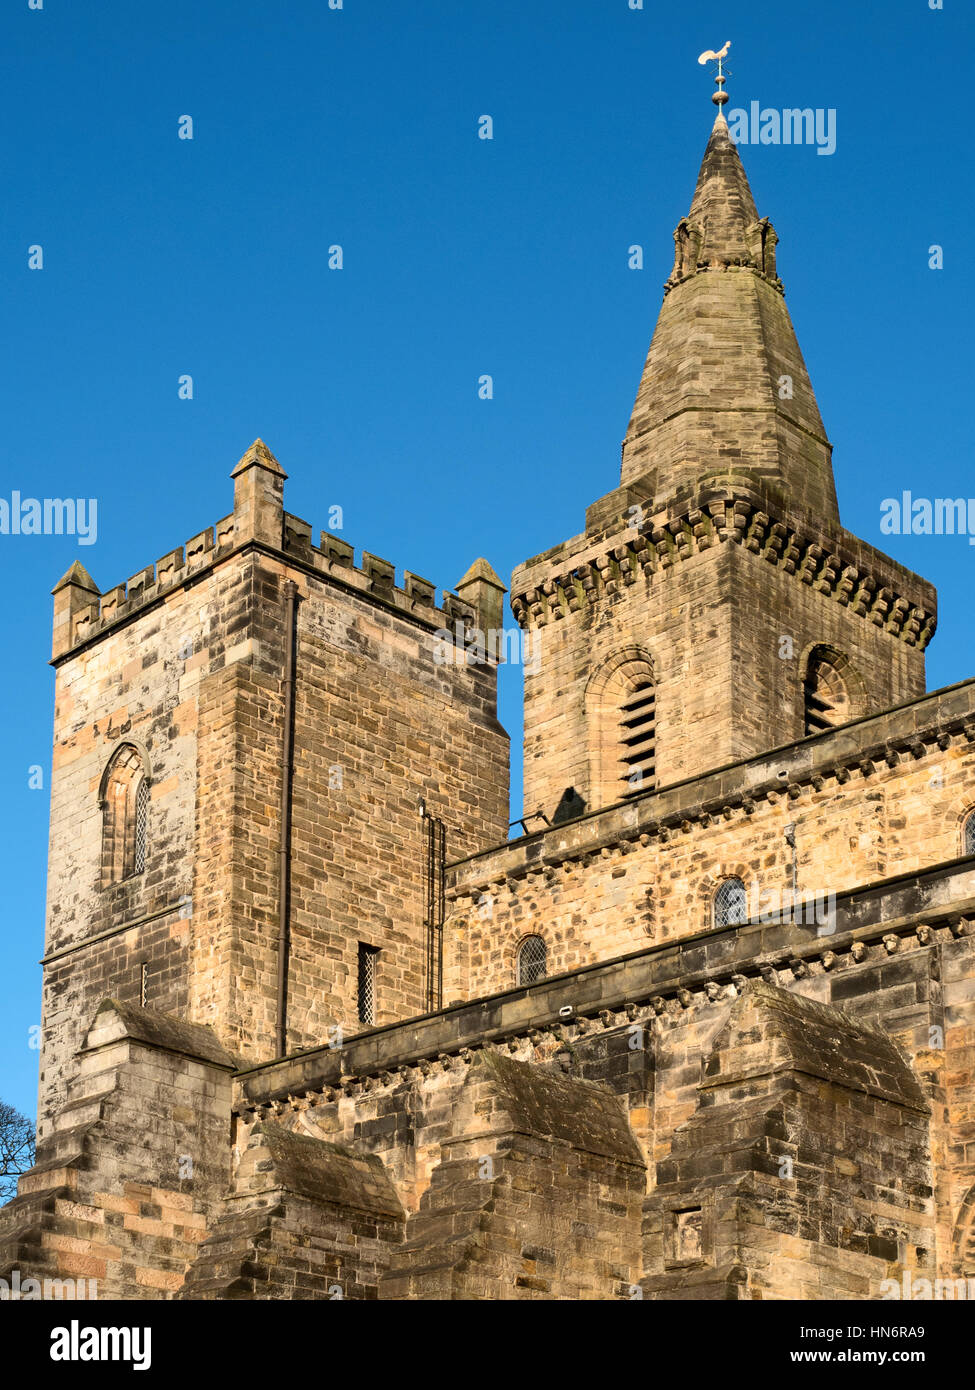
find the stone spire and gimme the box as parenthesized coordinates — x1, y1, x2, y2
(621, 111, 839, 525)
(683, 112, 760, 267)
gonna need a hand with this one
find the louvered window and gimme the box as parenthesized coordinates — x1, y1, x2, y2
(804, 653, 849, 735)
(620, 680, 655, 792)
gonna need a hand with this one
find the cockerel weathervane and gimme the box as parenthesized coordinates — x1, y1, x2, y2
(697, 40, 731, 108)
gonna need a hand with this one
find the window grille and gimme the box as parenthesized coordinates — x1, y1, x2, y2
(134, 780, 150, 874)
(620, 681, 656, 791)
(358, 943, 379, 1025)
(965, 813, 975, 856)
(713, 878, 747, 929)
(517, 935, 547, 986)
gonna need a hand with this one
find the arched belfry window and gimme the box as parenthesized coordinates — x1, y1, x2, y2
(517, 935, 547, 987)
(712, 878, 747, 929)
(588, 650, 656, 808)
(100, 744, 151, 885)
(964, 812, 975, 857)
(803, 647, 854, 735)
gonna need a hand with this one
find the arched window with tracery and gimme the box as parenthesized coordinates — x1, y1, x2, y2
(964, 811, 975, 857)
(803, 647, 854, 735)
(588, 651, 657, 807)
(712, 877, 747, 929)
(100, 744, 151, 885)
(517, 935, 547, 987)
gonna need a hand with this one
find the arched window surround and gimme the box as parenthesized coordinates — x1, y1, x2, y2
(586, 647, 657, 810)
(699, 867, 753, 933)
(962, 808, 975, 857)
(712, 877, 748, 929)
(800, 643, 863, 737)
(99, 741, 152, 886)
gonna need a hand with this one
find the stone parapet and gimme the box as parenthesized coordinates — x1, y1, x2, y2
(512, 486, 936, 650)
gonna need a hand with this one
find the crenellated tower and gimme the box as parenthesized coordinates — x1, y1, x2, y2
(38, 442, 509, 1136)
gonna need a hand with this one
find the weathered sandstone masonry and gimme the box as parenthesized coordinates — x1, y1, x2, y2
(180, 1123, 406, 1300)
(214, 855, 975, 1297)
(511, 114, 935, 820)
(512, 485, 935, 818)
(39, 439, 508, 1138)
(0, 1001, 236, 1299)
(6, 98, 975, 1301)
(642, 983, 934, 1299)
(3, 856, 974, 1296)
(445, 678, 975, 997)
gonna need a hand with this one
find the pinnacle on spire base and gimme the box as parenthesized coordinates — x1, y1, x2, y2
(661, 112, 782, 292)
(52, 559, 100, 596)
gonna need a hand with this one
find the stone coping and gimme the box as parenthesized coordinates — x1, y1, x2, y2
(83, 998, 240, 1071)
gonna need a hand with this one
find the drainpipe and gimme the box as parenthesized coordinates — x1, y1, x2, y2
(275, 580, 299, 1057)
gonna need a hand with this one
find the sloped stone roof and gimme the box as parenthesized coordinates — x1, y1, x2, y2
(701, 980, 929, 1111)
(85, 998, 238, 1070)
(249, 1123, 404, 1218)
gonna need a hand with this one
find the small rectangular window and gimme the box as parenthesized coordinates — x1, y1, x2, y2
(357, 943, 379, 1026)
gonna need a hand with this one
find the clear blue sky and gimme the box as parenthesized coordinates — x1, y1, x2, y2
(1, 0, 970, 1121)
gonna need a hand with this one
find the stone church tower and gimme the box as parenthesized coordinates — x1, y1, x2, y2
(34, 440, 510, 1142)
(3, 103, 975, 1303)
(512, 112, 932, 821)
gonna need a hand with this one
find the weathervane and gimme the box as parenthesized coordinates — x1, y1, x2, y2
(697, 40, 731, 108)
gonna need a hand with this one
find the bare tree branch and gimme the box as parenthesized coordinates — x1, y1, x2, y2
(0, 1100, 36, 1204)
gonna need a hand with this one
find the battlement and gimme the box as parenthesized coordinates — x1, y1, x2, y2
(51, 440, 488, 661)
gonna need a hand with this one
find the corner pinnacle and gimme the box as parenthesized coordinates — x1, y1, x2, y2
(456, 557, 507, 593)
(52, 560, 100, 596)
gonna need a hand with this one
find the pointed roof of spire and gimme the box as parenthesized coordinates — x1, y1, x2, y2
(620, 112, 839, 525)
(686, 112, 759, 266)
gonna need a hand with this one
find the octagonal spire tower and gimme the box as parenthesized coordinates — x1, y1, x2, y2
(621, 111, 839, 526)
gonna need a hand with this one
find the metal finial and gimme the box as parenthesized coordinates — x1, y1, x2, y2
(697, 40, 731, 108)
